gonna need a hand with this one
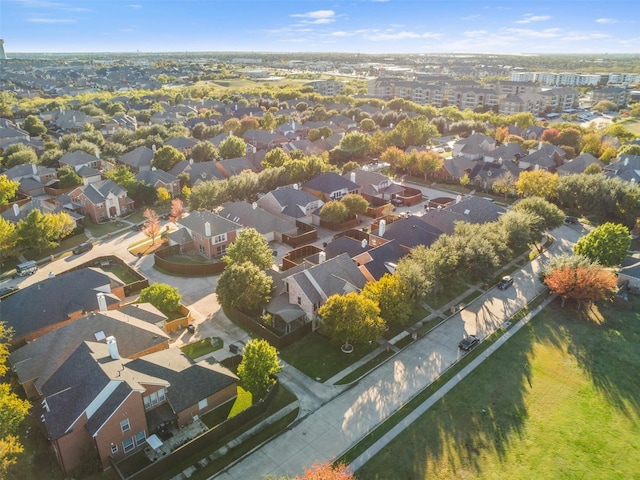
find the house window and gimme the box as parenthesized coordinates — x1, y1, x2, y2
(199, 245, 205, 255)
(198, 398, 208, 410)
(120, 418, 130, 433)
(213, 233, 227, 244)
(216, 245, 226, 256)
(143, 396, 150, 410)
(135, 431, 146, 447)
(158, 389, 165, 402)
(297, 297, 301, 305)
(285, 282, 289, 293)
(123, 437, 134, 453)
(143, 389, 166, 410)
(111, 444, 118, 455)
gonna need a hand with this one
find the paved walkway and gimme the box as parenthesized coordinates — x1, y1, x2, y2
(213, 225, 580, 480)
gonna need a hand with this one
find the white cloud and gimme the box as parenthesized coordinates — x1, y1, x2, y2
(27, 17, 75, 23)
(515, 14, 552, 24)
(330, 31, 351, 37)
(290, 10, 336, 24)
(465, 30, 488, 37)
(596, 18, 617, 24)
(562, 33, 609, 41)
(128, 4, 142, 8)
(364, 30, 441, 41)
(504, 28, 560, 39)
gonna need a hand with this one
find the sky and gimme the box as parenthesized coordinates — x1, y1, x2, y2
(0, 0, 639, 54)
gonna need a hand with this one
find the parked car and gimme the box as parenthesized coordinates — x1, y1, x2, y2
(458, 335, 479, 351)
(13, 260, 37, 278)
(497, 276, 514, 290)
(0, 286, 19, 298)
(131, 222, 145, 231)
(564, 216, 579, 224)
(72, 241, 93, 255)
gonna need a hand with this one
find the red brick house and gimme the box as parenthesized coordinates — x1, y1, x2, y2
(167, 210, 243, 259)
(69, 179, 134, 223)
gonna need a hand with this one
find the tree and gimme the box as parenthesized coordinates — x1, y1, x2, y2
(388, 116, 437, 148)
(341, 161, 360, 174)
(319, 200, 349, 224)
(497, 210, 541, 253)
(359, 118, 376, 132)
(104, 165, 137, 190)
(170, 197, 185, 222)
(4, 148, 37, 169)
(319, 293, 386, 347)
(516, 170, 558, 199)
(156, 186, 171, 205)
(0, 175, 19, 205)
(236, 339, 282, 399)
(292, 461, 355, 480)
(21, 115, 47, 136)
(142, 208, 161, 245)
(222, 228, 273, 270)
(512, 197, 564, 236)
(57, 166, 83, 188)
(0, 217, 18, 266)
(139, 283, 181, 313)
(216, 261, 272, 314)
(152, 145, 185, 171)
(618, 144, 640, 157)
(412, 150, 442, 181)
(16, 210, 58, 253)
(262, 148, 291, 169)
(574, 222, 630, 267)
(218, 135, 247, 159)
(336, 131, 372, 158)
(459, 173, 470, 189)
(492, 172, 517, 201)
(593, 100, 617, 113)
(0, 322, 31, 478)
(340, 193, 369, 217)
(190, 140, 217, 163)
(361, 274, 413, 327)
(542, 254, 617, 308)
(380, 146, 406, 172)
(49, 212, 74, 243)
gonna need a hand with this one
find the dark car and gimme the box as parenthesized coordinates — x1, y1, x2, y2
(0, 286, 19, 298)
(72, 241, 93, 255)
(131, 222, 145, 231)
(497, 276, 514, 290)
(564, 216, 579, 224)
(458, 335, 480, 351)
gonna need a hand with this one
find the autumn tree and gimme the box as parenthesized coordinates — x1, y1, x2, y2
(411, 150, 442, 181)
(236, 339, 282, 399)
(516, 170, 558, 199)
(142, 208, 161, 245)
(542, 254, 617, 308)
(318, 292, 386, 348)
(139, 283, 181, 313)
(216, 261, 272, 314)
(222, 228, 273, 270)
(361, 274, 413, 327)
(170, 197, 185, 222)
(491, 172, 517, 201)
(262, 148, 291, 168)
(290, 461, 355, 480)
(0, 175, 19, 205)
(574, 222, 630, 267)
(380, 146, 407, 172)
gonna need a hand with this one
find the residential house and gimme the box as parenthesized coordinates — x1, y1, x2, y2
(265, 253, 367, 333)
(9, 305, 170, 399)
(257, 185, 324, 224)
(369, 215, 444, 252)
(101, 114, 137, 135)
(351, 239, 406, 282)
(0, 118, 30, 148)
(557, 153, 604, 176)
(135, 169, 181, 198)
(170, 159, 226, 186)
(69, 179, 134, 223)
(39, 340, 237, 473)
(0, 197, 82, 228)
(483, 143, 526, 164)
(217, 201, 296, 243)
(216, 156, 261, 178)
(242, 129, 289, 151)
(468, 160, 520, 190)
(301, 172, 361, 203)
(604, 154, 640, 183)
(445, 196, 505, 224)
(165, 136, 198, 153)
(167, 210, 243, 259)
(4, 162, 57, 196)
(1, 268, 124, 347)
(58, 150, 103, 185)
(117, 146, 155, 173)
(452, 133, 496, 160)
(344, 169, 405, 205)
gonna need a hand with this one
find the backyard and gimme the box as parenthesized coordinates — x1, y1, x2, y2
(355, 298, 640, 479)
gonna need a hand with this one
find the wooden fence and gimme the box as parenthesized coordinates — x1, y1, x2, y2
(154, 245, 226, 276)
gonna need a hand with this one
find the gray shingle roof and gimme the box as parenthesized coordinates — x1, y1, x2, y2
(446, 197, 505, 224)
(118, 146, 154, 169)
(59, 150, 99, 167)
(218, 201, 295, 236)
(263, 186, 320, 219)
(372, 216, 444, 250)
(177, 210, 242, 238)
(302, 172, 360, 194)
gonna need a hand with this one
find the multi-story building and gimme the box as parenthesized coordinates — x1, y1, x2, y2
(592, 86, 630, 109)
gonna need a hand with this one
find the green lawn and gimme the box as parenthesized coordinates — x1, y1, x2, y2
(620, 118, 640, 136)
(180, 337, 223, 360)
(279, 332, 378, 382)
(355, 299, 640, 480)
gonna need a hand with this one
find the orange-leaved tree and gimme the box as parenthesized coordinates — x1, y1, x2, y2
(294, 461, 355, 480)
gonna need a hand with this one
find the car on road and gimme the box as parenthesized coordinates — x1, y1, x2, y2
(497, 276, 514, 290)
(458, 335, 479, 351)
(0, 286, 19, 298)
(72, 241, 93, 255)
(131, 222, 145, 231)
(564, 215, 579, 224)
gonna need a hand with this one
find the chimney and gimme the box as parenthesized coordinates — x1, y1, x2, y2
(97, 292, 108, 312)
(293, 183, 299, 190)
(538, 141, 543, 150)
(151, 166, 156, 171)
(152, 144, 157, 152)
(12, 203, 19, 217)
(456, 194, 462, 203)
(32, 163, 38, 174)
(252, 202, 257, 210)
(95, 150, 100, 159)
(106, 336, 120, 360)
(189, 158, 194, 165)
(292, 120, 296, 129)
(379, 219, 386, 236)
(350, 172, 356, 183)
(318, 251, 326, 264)
(204, 221, 211, 237)
(361, 239, 367, 249)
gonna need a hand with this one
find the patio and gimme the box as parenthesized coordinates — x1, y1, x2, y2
(143, 417, 208, 462)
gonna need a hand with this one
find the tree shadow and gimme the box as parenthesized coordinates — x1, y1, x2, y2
(356, 297, 637, 479)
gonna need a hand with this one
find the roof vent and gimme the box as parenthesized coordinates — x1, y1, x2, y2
(464, 209, 471, 215)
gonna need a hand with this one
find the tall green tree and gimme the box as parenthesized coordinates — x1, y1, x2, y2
(190, 140, 217, 163)
(104, 165, 137, 190)
(216, 261, 272, 314)
(16, 210, 56, 253)
(223, 228, 273, 270)
(0, 218, 18, 266)
(21, 115, 47, 136)
(574, 222, 631, 267)
(139, 283, 181, 313)
(262, 148, 291, 169)
(236, 339, 282, 399)
(512, 197, 564, 234)
(318, 293, 386, 347)
(57, 166, 83, 188)
(319, 201, 349, 224)
(152, 145, 185, 171)
(361, 274, 413, 327)
(340, 193, 369, 217)
(218, 135, 247, 159)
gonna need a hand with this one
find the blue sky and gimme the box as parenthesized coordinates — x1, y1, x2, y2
(1, 0, 638, 54)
